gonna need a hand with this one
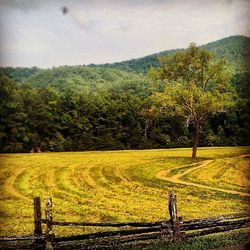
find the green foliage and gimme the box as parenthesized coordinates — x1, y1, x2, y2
(0, 65, 145, 93)
(0, 36, 249, 152)
(101, 35, 250, 74)
(149, 43, 237, 158)
(131, 231, 250, 250)
(202, 35, 250, 73)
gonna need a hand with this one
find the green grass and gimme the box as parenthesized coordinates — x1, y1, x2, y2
(0, 146, 249, 238)
(1, 229, 248, 249)
(129, 230, 250, 250)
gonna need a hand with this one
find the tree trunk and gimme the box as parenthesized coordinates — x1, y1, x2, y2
(144, 124, 147, 141)
(144, 119, 149, 141)
(192, 127, 199, 160)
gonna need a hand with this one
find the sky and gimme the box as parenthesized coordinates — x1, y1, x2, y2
(0, 0, 249, 68)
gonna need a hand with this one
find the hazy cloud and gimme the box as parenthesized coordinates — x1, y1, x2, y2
(0, 0, 249, 68)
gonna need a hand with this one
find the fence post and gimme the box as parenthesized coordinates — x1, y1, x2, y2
(34, 197, 42, 235)
(45, 198, 54, 250)
(34, 197, 44, 249)
(168, 191, 180, 240)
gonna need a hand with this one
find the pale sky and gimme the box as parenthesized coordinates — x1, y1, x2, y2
(0, 0, 249, 68)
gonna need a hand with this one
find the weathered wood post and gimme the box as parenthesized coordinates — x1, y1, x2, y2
(45, 198, 54, 250)
(168, 191, 180, 240)
(34, 197, 42, 235)
(34, 197, 44, 248)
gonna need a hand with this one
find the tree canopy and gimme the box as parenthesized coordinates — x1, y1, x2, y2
(0, 36, 249, 153)
(149, 44, 237, 159)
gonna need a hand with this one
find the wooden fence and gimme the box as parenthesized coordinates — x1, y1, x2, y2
(0, 192, 249, 249)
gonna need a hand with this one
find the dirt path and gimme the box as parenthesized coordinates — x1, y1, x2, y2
(156, 156, 250, 197)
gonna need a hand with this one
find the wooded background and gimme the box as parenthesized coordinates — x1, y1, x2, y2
(0, 36, 249, 153)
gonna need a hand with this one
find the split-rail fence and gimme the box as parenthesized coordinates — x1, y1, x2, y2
(0, 192, 249, 249)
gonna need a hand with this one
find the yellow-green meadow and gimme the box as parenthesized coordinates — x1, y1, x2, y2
(0, 147, 249, 237)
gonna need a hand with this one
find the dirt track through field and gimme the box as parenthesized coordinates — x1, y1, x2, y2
(156, 155, 250, 197)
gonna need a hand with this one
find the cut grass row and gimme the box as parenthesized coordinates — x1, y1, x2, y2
(182, 156, 250, 193)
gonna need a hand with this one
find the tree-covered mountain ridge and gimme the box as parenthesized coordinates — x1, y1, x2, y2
(103, 35, 250, 73)
(1, 35, 249, 90)
(1, 36, 250, 153)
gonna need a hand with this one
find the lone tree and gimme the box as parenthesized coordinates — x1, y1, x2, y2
(149, 43, 237, 159)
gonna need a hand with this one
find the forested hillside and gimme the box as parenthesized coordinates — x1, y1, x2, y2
(0, 35, 249, 153)
(0, 66, 146, 92)
(101, 35, 250, 73)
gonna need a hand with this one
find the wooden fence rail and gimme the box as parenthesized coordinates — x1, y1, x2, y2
(0, 191, 249, 250)
(39, 219, 168, 228)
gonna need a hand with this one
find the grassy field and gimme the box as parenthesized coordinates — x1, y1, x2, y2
(0, 146, 249, 237)
(183, 156, 250, 193)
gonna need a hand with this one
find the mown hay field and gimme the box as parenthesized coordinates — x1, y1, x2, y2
(0, 147, 249, 237)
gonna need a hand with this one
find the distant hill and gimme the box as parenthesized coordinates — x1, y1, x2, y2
(0, 35, 249, 90)
(1, 35, 249, 153)
(96, 48, 180, 74)
(201, 35, 250, 72)
(101, 35, 250, 73)
(0, 65, 146, 92)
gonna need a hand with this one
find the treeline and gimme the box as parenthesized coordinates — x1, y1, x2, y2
(97, 35, 250, 73)
(0, 71, 249, 153)
(0, 35, 249, 153)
